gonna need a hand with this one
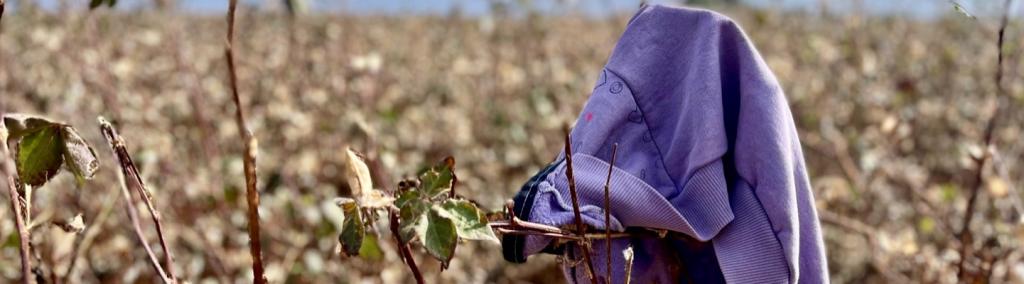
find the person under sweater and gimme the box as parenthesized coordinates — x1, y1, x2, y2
(502, 4, 828, 283)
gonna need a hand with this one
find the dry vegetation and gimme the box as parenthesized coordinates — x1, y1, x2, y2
(0, 3, 1022, 283)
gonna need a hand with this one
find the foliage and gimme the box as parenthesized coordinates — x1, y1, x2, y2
(1, 3, 1022, 282)
(3, 114, 99, 187)
(337, 150, 497, 269)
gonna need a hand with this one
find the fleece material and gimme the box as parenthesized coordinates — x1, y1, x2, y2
(502, 4, 828, 284)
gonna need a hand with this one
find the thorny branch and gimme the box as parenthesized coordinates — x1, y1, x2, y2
(100, 118, 177, 283)
(957, 0, 1014, 280)
(224, 0, 267, 282)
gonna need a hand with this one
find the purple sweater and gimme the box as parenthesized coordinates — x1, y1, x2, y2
(503, 5, 828, 283)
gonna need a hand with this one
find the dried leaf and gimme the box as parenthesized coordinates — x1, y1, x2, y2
(60, 126, 99, 185)
(344, 147, 393, 208)
(343, 147, 373, 196)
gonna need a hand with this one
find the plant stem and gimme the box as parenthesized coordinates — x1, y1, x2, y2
(224, 1, 267, 282)
(603, 143, 617, 284)
(2, 136, 31, 284)
(562, 125, 597, 284)
(389, 209, 425, 284)
(957, 0, 1013, 280)
(99, 118, 176, 283)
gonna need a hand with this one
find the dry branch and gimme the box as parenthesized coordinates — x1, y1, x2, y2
(99, 118, 177, 283)
(562, 125, 597, 283)
(2, 127, 31, 284)
(957, 0, 1014, 280)
(603, 143, 618, 283)
(224, 0, 267, 282)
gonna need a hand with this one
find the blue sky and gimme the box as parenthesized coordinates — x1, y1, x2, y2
(13, 0, 1021, 19)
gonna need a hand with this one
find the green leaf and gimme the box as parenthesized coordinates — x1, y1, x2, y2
(358, 233, 384, 261)
(419, 157, 455, 199)
(437, 199, 498, 243)
(17, 125, 65, 187)
(337, 198, 364, 257)
(950, 2, 976, 20)
(60, 126, 99, 185)
(397, 190, 427, 243)
(107, 0, 117, 7)
(420, 208, 458, 268)
(89, 0, 103, 9)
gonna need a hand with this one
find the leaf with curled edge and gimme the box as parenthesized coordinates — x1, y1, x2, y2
(60, 126, 99, 186)
(3, 114, 57, 143)
(343, 147, 393, 208)
(336, 198, 365, 257)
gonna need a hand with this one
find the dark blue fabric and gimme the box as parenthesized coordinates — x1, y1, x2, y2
(502, 160, 563, 263)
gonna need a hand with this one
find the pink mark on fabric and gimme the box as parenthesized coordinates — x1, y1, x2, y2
(586, 112, 594, 122)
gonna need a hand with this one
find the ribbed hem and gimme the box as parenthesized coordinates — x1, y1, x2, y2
(670, 160, 734, 241)
(712, 179, 791, 284)
(544, 154, 732, 241)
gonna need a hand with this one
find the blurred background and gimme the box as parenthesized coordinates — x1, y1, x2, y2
(0, 0, 1022, 283)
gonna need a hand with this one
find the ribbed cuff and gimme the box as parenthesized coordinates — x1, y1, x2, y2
(668, 160, 734, 241)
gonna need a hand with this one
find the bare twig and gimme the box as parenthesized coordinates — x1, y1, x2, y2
(623, 245, 634, 284)
(562, 125, 597, 283)
(603, 143, 618, 284)
(2, 128, 31, 284)
(957, 0, 1014, 280)
(99, 118, 177, 283)
(224, 1, 267, 282)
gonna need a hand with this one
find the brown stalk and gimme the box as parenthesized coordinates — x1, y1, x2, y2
(224, 0, 267, 282)
(388, 209, 425, 284)
(957, 0, 1013, 280)
(99, 118, 177, 283)
(2, 131, 31, 284)
(562, 125, 597, 283)
(603, 143, 618, 283)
